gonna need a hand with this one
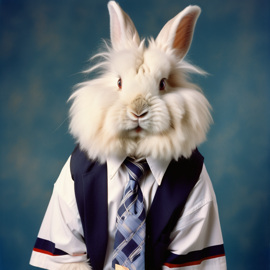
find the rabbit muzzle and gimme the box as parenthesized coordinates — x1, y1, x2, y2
(127, 94, 149, 133)
(128, 95, 148, 117)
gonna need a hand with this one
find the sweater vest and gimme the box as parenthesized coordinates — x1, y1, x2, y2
(70, 145, 204, 270)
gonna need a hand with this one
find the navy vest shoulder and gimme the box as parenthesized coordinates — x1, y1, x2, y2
(70, 145, 204, 270)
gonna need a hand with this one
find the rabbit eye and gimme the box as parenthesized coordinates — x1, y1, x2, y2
(117, 78, 122, 89)
(159, 78, 166, 90)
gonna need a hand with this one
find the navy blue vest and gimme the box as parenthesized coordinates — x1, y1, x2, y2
(70, 145, 204, 270)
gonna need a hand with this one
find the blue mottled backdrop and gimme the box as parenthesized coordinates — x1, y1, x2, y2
(0, 0, 269, 269)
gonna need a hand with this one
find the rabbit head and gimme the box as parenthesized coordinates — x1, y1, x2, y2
(69, 1, 212, 163)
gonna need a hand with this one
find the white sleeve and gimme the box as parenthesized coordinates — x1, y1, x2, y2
(29, 157, 88, 270)
(162, 165, 227, 270)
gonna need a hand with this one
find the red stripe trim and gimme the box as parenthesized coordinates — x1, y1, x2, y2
(164, 253, 225, 268)
(33, 248, 60, 256)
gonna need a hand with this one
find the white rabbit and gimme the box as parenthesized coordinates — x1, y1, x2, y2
(68, 1, 212, 164)
(31, 2, 219, 270)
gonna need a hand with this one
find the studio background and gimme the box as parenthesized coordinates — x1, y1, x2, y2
(0, 0, 269, 269)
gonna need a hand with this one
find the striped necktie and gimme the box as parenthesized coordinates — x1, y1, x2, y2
(112, 157, 149, 270)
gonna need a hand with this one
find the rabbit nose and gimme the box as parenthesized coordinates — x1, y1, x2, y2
(131, 111, 148, 119)
(130, 94, 148, 119)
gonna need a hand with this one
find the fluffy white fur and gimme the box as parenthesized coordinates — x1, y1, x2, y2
(69, 1, 212, 163)
(59, 261, 91, 270)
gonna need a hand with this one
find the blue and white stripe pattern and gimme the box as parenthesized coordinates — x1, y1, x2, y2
(112, 157, 149, 270)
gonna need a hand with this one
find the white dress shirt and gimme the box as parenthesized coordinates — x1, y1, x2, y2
(30, 154, 227, 270)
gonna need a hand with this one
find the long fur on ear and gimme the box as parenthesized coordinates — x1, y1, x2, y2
(156, 5, 201, 59)
(108, 1, 140, 50)
(69, 2, 212, 162)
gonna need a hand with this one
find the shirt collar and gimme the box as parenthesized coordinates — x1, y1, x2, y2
(107, 154, 171, 186)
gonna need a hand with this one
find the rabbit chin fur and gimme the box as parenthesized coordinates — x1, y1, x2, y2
(69, 2, 212, 163)
(59, 261, 91, 270)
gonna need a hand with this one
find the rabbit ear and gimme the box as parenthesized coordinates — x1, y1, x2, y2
(156, 6, 201, 59)
(108, 1, 140, 49)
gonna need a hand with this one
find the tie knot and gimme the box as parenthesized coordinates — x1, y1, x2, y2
(123, 157, 150, 182)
